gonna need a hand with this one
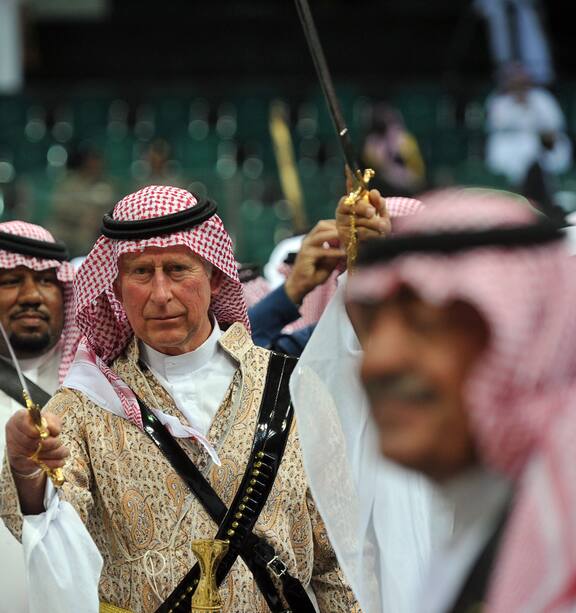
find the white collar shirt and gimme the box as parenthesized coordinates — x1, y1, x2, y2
(139, 321, 237, 436)
(419, 467, 511, 613)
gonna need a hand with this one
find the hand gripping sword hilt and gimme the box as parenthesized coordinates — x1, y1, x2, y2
(23, 390, 65, 488)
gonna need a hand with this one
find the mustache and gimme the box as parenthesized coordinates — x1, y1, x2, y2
(10, 307, 49, 321)
(363, 373, 438, 405)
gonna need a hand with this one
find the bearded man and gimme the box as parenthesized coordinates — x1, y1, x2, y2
(1, 185, 358, 613)
(0, 221, 79, 613)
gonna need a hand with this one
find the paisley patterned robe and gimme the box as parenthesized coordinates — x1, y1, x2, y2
(0, 323, 359, 613)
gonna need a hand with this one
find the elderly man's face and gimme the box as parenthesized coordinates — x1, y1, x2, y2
(348, 287, 489, 482)
(0, 266, 64, 358)
(115, 246, 219, 356)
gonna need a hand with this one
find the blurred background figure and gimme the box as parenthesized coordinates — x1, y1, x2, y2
(361, 102, 427, 197)
(484, 61, 572, 222)
(47, 144, 118, 257)
(131, 137, 185, 190)
(250, 219, 344, 357)
(473, 0, 555, 87)
(263, 232, 306, 290)
(238, 261, 271, 308)
(0, 0, 23, 93)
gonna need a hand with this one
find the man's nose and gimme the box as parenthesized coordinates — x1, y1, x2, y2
(18, 276, 43, 306)
(149, 270, 172, 304)
(360, 312, 414, 382)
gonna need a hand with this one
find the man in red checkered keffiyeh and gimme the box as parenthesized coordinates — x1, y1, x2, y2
(1, 185, 359, 613)
(0, 220, 80, 613)
(344, 187, 576, 612)
(75, 184, 249, 365)
(68, 184, 250, 429)
(0, 220, 79, 383)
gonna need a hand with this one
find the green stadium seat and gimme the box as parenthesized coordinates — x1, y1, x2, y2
(68, 94, 116, 139)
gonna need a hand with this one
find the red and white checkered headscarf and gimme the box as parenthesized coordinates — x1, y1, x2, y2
(74, 185, 248, 364)
(347, 188, 576, 612)
(0, 221, 79, 382)
(242, 275, 271, 308)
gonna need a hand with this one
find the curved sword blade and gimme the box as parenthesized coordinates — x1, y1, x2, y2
(294, 0, 362, 177)
(0, 320, 31, 399)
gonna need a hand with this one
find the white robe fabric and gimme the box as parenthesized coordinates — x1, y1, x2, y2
(485, 87, 572, 185)
(419, 468, 510, 613)
(289, 274, 454, 613)
(0, 346, 61, 613)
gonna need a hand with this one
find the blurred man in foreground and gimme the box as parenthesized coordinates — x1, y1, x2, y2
(290, 190, 452, 613)
(344, 188, 576, 611)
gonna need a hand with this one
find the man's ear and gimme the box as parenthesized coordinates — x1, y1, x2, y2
(210, 269, 224, 297)
(112, 276, 122, 301)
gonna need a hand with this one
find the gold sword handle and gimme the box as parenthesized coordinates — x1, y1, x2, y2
(23, 391, 66, 488)
(343, 167, 375, 270)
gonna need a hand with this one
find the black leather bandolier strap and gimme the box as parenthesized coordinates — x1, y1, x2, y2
(138, 352, 315, 613)
(0, 357, 51, 407)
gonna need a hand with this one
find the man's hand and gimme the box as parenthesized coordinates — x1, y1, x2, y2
(6, 409, 68, 482)
(336, 188, 391, 251)
(284, 220, 345, 305)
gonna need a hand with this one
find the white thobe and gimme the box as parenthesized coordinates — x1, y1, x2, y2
(419, 468, 511, 613)
(139, 321, 237, 437)
(290, 273, 454, 613)
(0, 345, 61, 613)
(485, 88, 572, 184)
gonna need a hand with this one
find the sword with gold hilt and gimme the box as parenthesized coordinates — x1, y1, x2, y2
(294, 0, 375, 269)
(0, 321, 65, 487)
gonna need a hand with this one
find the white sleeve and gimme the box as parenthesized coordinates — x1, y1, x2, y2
(22, 481, 103, 613)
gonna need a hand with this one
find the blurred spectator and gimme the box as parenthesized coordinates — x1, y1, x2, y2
(0, 0, 22, 93)
(238, 262, 271, 308)
(48, 145, 118, 257)
(360, 103, 426, 197)
(484, 61, 572, 222)
(263, 232, 305, 290)
(249, 220, 345, 357)
(474, 0, 555, 87)
(132, 137, 185, 189)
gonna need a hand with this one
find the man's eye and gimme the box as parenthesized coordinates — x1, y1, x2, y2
(168, 265, 188, 274)
(0, 278, 19, 286)
(39, 276, 57, 285)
